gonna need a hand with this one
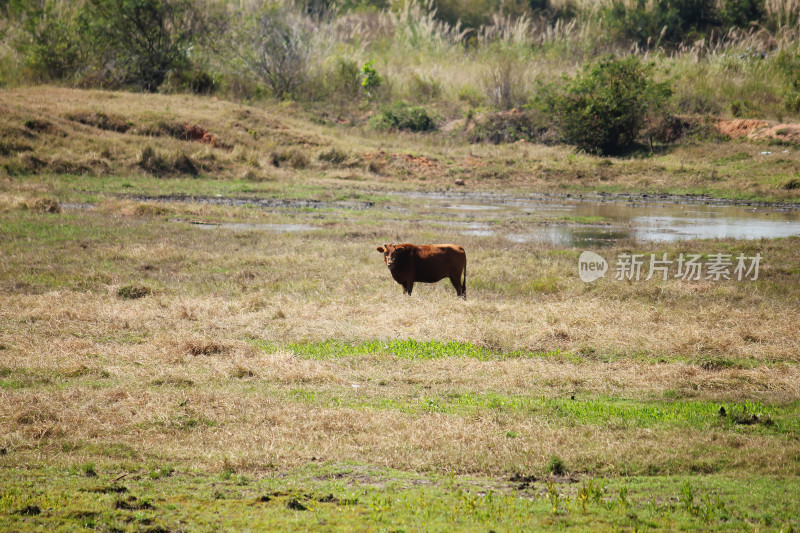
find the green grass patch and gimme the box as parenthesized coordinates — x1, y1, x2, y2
(283, 387, 800, 436)
(273, 339, 795, 368)
(0, 464, 797, 531)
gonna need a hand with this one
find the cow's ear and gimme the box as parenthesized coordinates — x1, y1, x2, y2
(396, 245, 406, 253)
(377, 246, 385, 253)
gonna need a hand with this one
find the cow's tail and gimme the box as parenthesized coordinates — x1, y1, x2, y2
(462, 256, 467, 300)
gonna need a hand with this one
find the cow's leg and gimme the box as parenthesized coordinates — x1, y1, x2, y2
(405, 281, 413, 295)
(449, 275, 463, 298)
(450, 267, 466, 300)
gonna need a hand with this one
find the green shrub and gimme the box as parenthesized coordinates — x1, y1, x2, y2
(360, 60, 382, 99)
(604, 0, 720, 47)
(547, 55, 671, 155)
(86, 0, 206, 92)
(547, 455, 566, 476)
(10, 0, 86, 81)
(720, 0, 765, 28)
(370, 101, 437, 132)
(468, 110, 551, 144)
(776, 51, 800, 113)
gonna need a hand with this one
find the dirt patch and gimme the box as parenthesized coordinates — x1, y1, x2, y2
(181, 124, 231, 150)
(64, 111, 131, 133)
(714, 119, 771, 138)
(138, 121, 232, 150)
(364, 151, 443, 177)
(24, 119, 64, 136)
(749, 123, 800, 143)
(714, 119, 800, 143)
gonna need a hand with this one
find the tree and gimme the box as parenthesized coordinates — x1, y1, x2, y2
(87, 0, 203, 92)
(549, 56, 671, 155)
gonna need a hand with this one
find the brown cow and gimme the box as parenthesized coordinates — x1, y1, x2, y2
(376, 243, 466, 299)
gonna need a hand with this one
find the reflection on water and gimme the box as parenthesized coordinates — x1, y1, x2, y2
(407, 192, 800, 247)
(506, 228, 632, 247)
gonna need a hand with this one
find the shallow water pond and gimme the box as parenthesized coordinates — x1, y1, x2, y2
(400, 192, 800, 247)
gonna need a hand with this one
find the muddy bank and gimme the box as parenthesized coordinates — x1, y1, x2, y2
(125, 194, 375, 210)
(392, 189, 800, 210)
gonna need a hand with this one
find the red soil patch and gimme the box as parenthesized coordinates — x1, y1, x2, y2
(364, 151, 443, 176)
(714, 119, 800, 142)
(714, 119, 771, 138)
(182, 124, 231, 150)
(749, 123, 800, 143)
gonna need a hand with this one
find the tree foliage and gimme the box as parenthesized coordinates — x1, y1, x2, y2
(548, 56, 671, 155)
(228, 5, 316, 100)
(86, 0, 204, 91)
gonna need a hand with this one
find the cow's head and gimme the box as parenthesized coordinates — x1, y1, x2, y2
(377, 243, 406, 271)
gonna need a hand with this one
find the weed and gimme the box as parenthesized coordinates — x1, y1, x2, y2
(784, 178, 800, 190)
(27, 197, 62, 214)
(183, 338, 226, 356)
(318, 147, 358, 167)
(269, 148, 309, 169)
(370, 101, 437, 132)
(547, 455, 566, 476)
(468, 110, 551, 144)
(546, 480, 561, 514)
(134, 203, 172, 216)
(81, 462, 97, 477)
(117, 284, 150, 300)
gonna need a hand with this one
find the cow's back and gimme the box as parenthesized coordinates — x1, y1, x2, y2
(411, 244, 466, 283)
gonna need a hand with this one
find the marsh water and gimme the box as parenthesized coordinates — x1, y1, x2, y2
(128, 191, 800, 247)
(400, 192, 800, 247)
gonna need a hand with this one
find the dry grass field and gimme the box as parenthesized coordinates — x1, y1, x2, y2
(1, 88, 800, 531)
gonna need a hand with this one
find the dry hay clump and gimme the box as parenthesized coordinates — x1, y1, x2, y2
(28, 197, 62, 213)
(0, 195, 62, 213)
(133, 203, 173, 216)
(137, 146, 198, 176)
(183, 338, 228, 356)
(180, 337, 256, 358)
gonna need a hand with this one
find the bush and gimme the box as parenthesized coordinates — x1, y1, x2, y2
(229, 5, 315, 100)
(547, 455, 566, 476)
(85, 0, 205, 92)
(604, 0, 720, 47)
(776, 51, 800, 113)
(547, 56, 671, 155)
(370, 101, 437, 132)
(720, 0, 765, 28)
(468, 110, 551, 144)
(324, 58, 362, 103)
(10, 0, 86, 81)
